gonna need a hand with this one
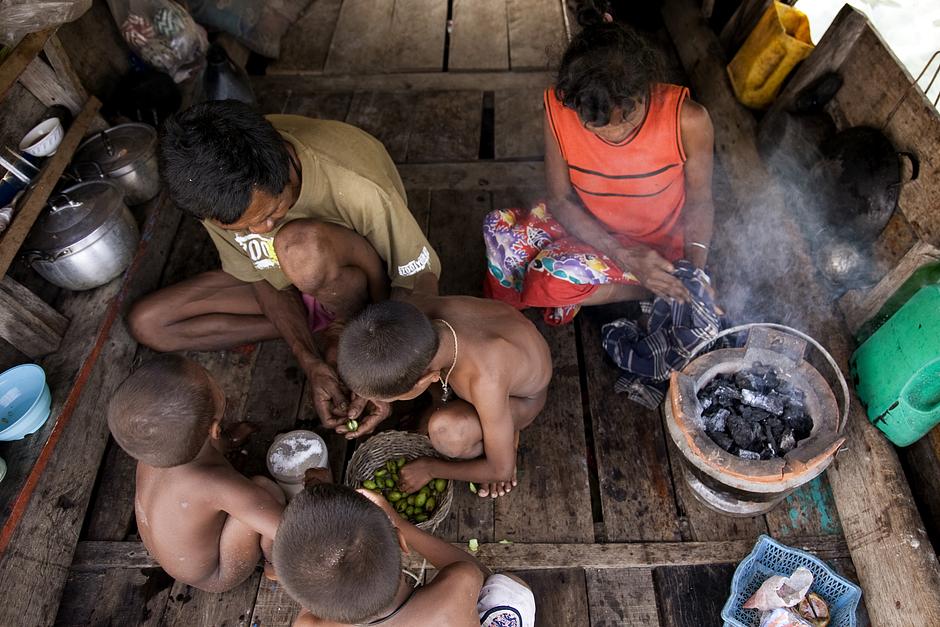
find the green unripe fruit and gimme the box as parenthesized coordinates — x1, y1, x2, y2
(363, 480, 378, 490)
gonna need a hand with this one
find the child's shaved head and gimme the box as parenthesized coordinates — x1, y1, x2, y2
(107, 354, 218, 467)
(273, 485, 402, 623)
(338, 301, 439, 399)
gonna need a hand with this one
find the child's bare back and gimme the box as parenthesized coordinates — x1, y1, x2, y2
(109, 355, 285, 593)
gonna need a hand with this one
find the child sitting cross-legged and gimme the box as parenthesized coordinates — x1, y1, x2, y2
(337, 297, 552, 498)
(107, 355, 286, 592)
(274, 484, 535, 626)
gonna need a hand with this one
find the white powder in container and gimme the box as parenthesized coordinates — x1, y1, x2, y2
(267, 430, 327, 483)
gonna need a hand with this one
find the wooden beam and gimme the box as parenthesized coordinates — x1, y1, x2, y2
(839, 241, 940, 335)
(41, 34, 88, 103)
(254, 70, 553, 91)
(18, 56, 85, 114)
(0, 275, 68, 357)
(397, 161, 544, 191)
(70, 537, 851, 572)
(661, 0, 940, 624)
(0, 28, 54, 105)
(0, 95, 101, 278)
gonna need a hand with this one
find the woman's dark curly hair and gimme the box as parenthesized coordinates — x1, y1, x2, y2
(555, 14, 664, 127)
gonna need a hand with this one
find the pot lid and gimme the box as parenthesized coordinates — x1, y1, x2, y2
(24, 180, 126, 252)
(73, 123, 157, 175)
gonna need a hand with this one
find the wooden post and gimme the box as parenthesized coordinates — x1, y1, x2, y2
(660, 0, 940, 623)
(0, 275, 69, 357)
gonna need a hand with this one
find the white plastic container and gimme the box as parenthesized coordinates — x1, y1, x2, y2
(266, 430, 328, 498)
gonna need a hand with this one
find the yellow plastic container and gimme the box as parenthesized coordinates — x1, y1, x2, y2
(727, 2, 814, 109)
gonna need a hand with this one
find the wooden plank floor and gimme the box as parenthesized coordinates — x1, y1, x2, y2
(48, 2, 877, 626)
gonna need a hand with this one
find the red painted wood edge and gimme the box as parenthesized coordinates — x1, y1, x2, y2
(0, 201, 164, 557)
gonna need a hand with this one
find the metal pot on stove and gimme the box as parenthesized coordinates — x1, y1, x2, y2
(23, 180, 140, 291)
(72, 123, 161, 205)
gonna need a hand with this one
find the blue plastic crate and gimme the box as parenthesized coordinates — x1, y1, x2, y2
(722, 535, 862, 627)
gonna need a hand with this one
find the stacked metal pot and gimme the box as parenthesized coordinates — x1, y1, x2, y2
(23, 123, 160, 291)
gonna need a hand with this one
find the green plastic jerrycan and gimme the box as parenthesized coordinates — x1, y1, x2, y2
(851, 285, 940, 446)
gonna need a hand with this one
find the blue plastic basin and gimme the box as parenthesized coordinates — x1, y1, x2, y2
(0, 364, 52, 442)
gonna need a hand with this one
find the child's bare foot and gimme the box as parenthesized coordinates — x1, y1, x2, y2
(478, 432, 520, 498)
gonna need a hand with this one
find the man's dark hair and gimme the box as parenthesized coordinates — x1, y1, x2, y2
(107, 354, 218, 468)
(337, 301, 440, 399)
(555, 21, 663, 126)
(273, 485, 401, 623)
(158, 100, 290, 223)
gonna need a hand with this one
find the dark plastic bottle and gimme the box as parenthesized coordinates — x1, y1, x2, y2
(200, 44, 256, 105)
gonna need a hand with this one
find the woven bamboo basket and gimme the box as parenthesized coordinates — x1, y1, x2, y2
(344, 431, 454, 531)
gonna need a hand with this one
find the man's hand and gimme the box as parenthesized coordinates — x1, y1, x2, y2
(301, 357, 353, 426)
(399, 457, 436, 494)
(614, 246, 690, 302)
(336, 398, 391, 440)
(304, 466, 333, 487)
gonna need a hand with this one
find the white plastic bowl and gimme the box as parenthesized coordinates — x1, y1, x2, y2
(20, 118, 64, 157)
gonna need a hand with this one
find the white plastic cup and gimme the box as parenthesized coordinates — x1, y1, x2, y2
(266, 430, 328, 498)
(19, 118, 64, 157)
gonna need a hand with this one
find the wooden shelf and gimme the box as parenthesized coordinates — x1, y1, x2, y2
(0, 95, 101, 277)
(0, 28, 54, 105)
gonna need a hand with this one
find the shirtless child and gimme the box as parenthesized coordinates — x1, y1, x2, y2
(337, 296, 552, 498)
(274, 484, 535, 627)
(107, 355, 286, 592)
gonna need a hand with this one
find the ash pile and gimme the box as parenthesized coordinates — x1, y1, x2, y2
(697, 363, 814, 460)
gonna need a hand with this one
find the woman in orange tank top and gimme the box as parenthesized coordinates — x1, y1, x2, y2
(483, 10, 715, 325)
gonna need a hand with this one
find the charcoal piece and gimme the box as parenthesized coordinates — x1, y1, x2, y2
(763, 423, 778, 457)
(700, 396, 713, 411)
(767, 417, 785, 442)
(714, 384, 742, 402)
(741, 389, 785, 415)
(759, 447, 775, 460)
(734, 370, 764, 391)
(779, 429, 797, 453)
(786, 412, 814, 440)
(707, 430, 734, 452)
(729, 414, 763, 450)
(738, 449, 761, 461)
(705, 408, 730, 433)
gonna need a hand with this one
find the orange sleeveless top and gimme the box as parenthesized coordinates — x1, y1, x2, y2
(544, 83, 689, 260)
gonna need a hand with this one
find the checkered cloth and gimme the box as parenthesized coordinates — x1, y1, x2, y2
(601, 260, 730, 409)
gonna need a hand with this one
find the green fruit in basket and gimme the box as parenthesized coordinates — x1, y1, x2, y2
(385, 478, 395, 489)
(363, 480, 378, 490)
(406, 495, 416, 505)
(396, 457, 406, 468)
(375, 469, 388, 478)
(415, 513, 428, 523)
(433, 478, 446, 493)
(414, 493, 427, 507)
(406, 506, 415, 516)
(391, 473, 399, 483)
(388, 491, 403, 502)
(425, 496, 436, 512)
(386, 460, 397, 473)
(345, 419, 359, 432)
(419, 485, 430, 496)
(396, 500, 407, 513)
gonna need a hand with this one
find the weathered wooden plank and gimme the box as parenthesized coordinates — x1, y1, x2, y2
(398, 161, 544, 190)
(405, 91, 483, 162)
(404, 187, 431, 236)
(271, 0, 344, 73)
(839, 240, 940, 335)
(652, 563, 737, 627)
(249, 578, 302, 627)
(71, 536, 853, 571)
(325, 0, 394, 73)
(449, 0, 510, 71)
(580, 313, 682, 543)
(255, 71, 554, 90)
(586, 568, 660, 627)
(0, 200, 182, 626)
(19, 57, 85, 115)
(270, 91, 353, 121)
(661, 0, 940, 623)
(519, 568, 589, 626)
(0, 274, 69, 357)
(898, 428, 940, 556)
(428, 189, 494, 541)
(84, 440, 139, 541)
(0, 28, 53, 104)
(385, 0, 447, 73)
(494, 88, 546, 159)
(0, 96, 100, 277)
(344, 91, 417, 163)
(160, 571, 262, 627)
(764, 475, 843, 539)
(718, 0, 774, 55)
(55, 568, 173, 627)
(506, 0, 566, 70)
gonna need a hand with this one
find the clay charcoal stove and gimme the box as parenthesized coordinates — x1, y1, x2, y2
(697, 362, 813, 460)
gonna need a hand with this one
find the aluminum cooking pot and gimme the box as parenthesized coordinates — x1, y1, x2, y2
(23, 180, 140, 291)
(72, 123, 160, 205)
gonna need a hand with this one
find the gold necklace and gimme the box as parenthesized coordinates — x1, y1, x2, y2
(436, 319, 458, 402)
